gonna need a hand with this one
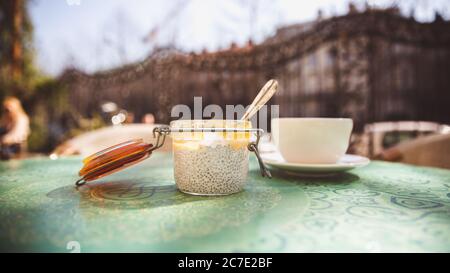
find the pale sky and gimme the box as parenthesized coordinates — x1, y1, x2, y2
(30, 0, 449, 75)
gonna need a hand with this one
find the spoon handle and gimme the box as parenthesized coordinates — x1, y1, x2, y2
(241, 79, 279, 121)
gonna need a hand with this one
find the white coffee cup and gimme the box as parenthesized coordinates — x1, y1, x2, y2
(271, 118, 353, 164)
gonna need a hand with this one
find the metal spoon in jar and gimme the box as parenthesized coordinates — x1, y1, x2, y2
(241, 79, 279, 121)
(241, 79, 279, 178)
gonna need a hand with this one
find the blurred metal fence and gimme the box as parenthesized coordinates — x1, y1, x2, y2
(61, 9, 450, 131)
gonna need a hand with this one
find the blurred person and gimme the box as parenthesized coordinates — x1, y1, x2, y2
(0, 96, 30, 160)
(142, 113, 155, 124)
(125, 112, 135, 124)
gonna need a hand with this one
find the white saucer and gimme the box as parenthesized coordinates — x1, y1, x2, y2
(261, 153, 370, 176)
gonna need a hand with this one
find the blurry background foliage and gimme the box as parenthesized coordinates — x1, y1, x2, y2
(0, 0, 104, 153)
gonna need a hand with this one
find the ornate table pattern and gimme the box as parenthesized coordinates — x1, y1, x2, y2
(1, 153, 450, 252)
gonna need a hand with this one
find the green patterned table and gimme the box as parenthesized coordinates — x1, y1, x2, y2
(1, 153, 450, 252)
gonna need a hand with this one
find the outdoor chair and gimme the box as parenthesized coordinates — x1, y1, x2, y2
(376, 133, 450, 169)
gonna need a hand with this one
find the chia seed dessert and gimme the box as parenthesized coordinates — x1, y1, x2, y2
(171, 120, 252, 195)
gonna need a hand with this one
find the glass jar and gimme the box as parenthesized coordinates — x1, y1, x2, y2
(170, 120, 254, 195)
(75, 119, 271, 195)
